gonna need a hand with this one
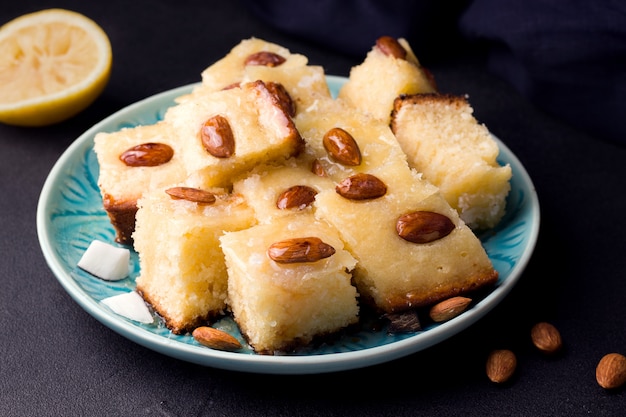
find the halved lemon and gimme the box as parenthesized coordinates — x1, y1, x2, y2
(0, 9, 112, 126)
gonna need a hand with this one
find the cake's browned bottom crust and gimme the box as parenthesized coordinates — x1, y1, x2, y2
(382, 269, 499, 314)
(102, 194, 138, 246)
(135, 285, 224, 335)
(236, 320, 362, 356)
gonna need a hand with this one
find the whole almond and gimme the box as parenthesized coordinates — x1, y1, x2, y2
(530, 322, 563, 354)
(192, 326, 242, 352)
(596, 353, 626, 390)
(165, 187, 216, 205)
(266, 81, 296, 117)
(376, 36, 407, 60)
(119, 142, 174, 167)
(276, 185, 317, 210)
(267, 237, 335, 264)
(323, 127, 362, 166)
(429, 296, 472, 322)
(200, 114, 235, 158)
(396, 211, 455, 244)
(244, 51, 286, 67)
(486, 349, 517, 384)
(335, 173, 387, 200)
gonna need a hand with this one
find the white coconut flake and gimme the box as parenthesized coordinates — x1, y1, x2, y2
(101, 292, 153, 324)
(77, 240, 130, 281)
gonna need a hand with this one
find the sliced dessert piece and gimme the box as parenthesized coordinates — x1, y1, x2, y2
(338, 36, 436, 124)
(294, 95, 410, 185)
(177, 37, 311, 102)
(182, 37, 330, 116)
(93, 121, 187, 245)
(133, 185, 256, 334)
(201, 37, 308, 90)
(390, 93, 512, 230)
(164, 80, 304, 188)
(233, 159, 334, 224)
(314, 164, 499, 314)
(220, 215, 359, 354)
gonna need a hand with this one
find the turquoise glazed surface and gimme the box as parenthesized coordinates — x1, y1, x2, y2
(37, 76, 539, 374)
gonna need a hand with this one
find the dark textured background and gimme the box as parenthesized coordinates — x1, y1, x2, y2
(1, 1, 625, 416)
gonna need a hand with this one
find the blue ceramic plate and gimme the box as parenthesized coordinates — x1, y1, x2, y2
(37, 76, 540, 374)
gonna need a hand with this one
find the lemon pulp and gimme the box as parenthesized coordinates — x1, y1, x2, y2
(0, 9, 112, 126)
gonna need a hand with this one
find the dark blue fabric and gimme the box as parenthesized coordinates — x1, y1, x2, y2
(242, 0, 626, 145)
(241, 0, 468, 60)
(460, 0, 626, 145)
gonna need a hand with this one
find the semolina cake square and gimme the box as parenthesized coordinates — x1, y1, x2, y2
(93, 121, 187, 245)
(133, 185, 256, 334)
(185, 36, 332, 112)
(164, 80, 304, 188)
(233, 159, 334, 224)
(314, 163, 499, 314)
(390, 93, 512, 230)
(338, 36, 436, 124)
(200, 37, 309, 91)
(178, 37, 311, 102)
(294, 95, 411, 184)
(220, 215, 359, 354)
